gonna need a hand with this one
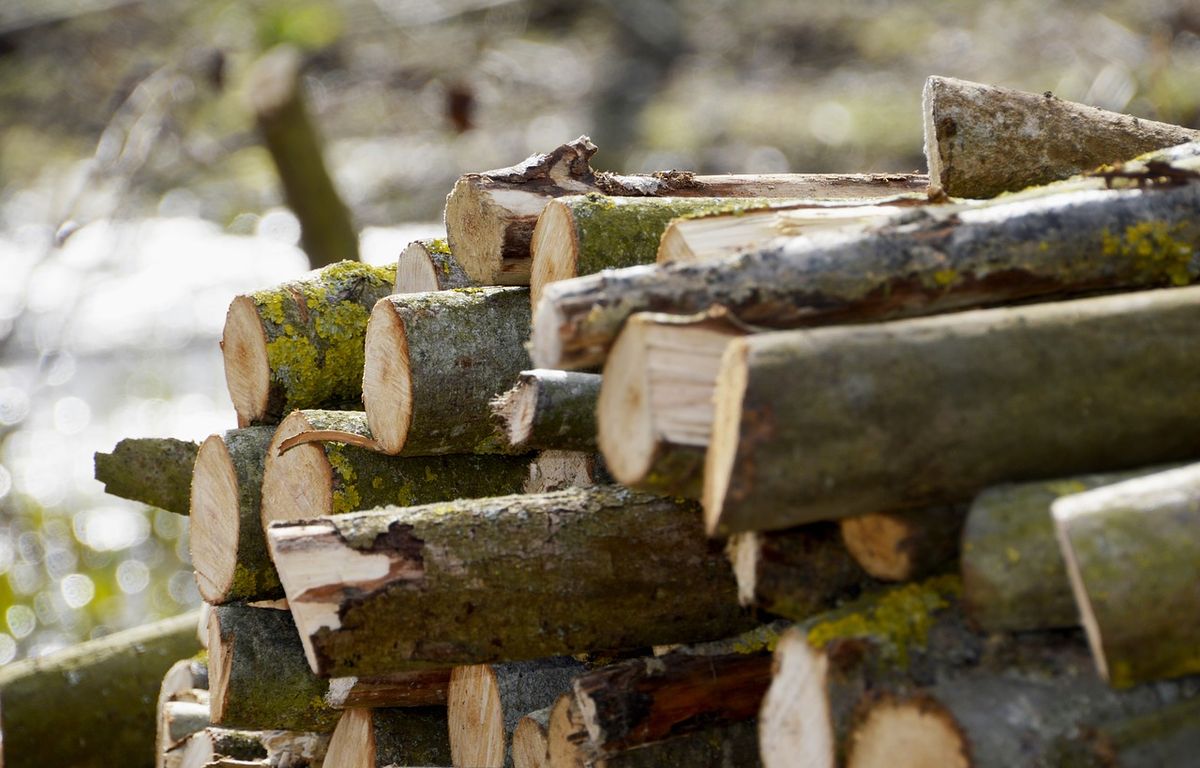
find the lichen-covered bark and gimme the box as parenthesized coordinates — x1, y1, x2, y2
(923, 76, 1200, 198)
(1052, 464, 1200, 688)
(364, 707, 453, 767)
(395, 238, 475, 293)
(961, 467, 1172, 633)
(0, 611, 202, 768)
(532, 161, 1200, 370)
(269, 485, 753, 676)
(707, 285, 1200, 535)
(494, 370, 601, 451)
(94, 437, 198, 515)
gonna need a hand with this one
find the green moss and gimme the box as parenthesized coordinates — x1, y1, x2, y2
(1101, 221, 1196, 286)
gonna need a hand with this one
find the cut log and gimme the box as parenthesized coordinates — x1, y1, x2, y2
(0, 610, 202, 768)
(267, 485, 752, 676)
(190, 427, 279, 604)
(1052, 463, 1200, 688)
(493, 370, 601, 452)
(323, 670, 451, 709)
(727, 525, 872, 621)
(222, 260, 397, 426)
(704, 285, 1200, 536)
(323, 707, 451, 768)
(448, 657, 584, 768)
(248, 45, 358, 269)
(94, 437, 198, 515)
(524, 450, 610, 494)
(961, 467, 1173, 633)
(513, 706, 552, 768)
(530, 159, 1200, 370)
(395, 238, 475, 293)
(546, 693, 588, 768)
(178, 727, 329, 768)
(157, 656, 211, 768)
(923, 75, 1200, 199)
(163, 700, 212, 752)
(598, 310, 745, 497)
(207, 603, 339, 732)
(363, 287, 531, 454)
(839, 507, 965, 582)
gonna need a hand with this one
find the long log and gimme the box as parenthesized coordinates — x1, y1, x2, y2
(1052, 463, 1200, 688)
(395, 238, 475, 293)
(839, 507, 965, 582)
(0, 610, 202, 768)
(363, 287, 531, 454)
(961, 467, 1172, 633)
(323, 670, 451, 709)
(923, 75, 1200, 199)
(94, 437, 198, 515)
(530, 155, 1200, 370)
(704, 285, 1200, 536)
(323, 707, 451, 767)
(448, 657, 584, 767)
(222, 261, 397, 426)
(444, 135, 928, 287)
(493, 370, 600, 452)
(267, 485, 752, 676)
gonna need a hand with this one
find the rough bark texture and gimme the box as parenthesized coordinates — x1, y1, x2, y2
(191, 427, 279, 604)
(727, 524, 874, 621)
(531, 157, 1200, 370)
(493, 370, 601, 452)
(248, 45, 358, 269)
(363, 286, 532, 454)
(323, 670, 451, 709)
(923, 75, 1200, 198)
(840, 507, 966, 583)
(324, 706, 451, 767)
(268, 485, 752, 676)
(94, 437, 199, 515)
(0, 610, 202, 768)
(395, 238, 475, 293)
(1052, 464, 1200, 688)
(208, 604, 339, 732)
(705, 285, 1200, 535)
(222, 260, 397, 426)
(961, 467, 1172, 633)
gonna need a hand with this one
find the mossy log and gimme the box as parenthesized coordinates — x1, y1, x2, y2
(524, 450, 611, 494)
(0, 610, 202, 768)
(530, 162, 1200, 370)
(704, 285, 1200, 536)
(395, 238, 475, 293)
(222, 260, 397, 426)
(94, 437, 198, 515)
(923, 75, 1200, 199)
(1046, 696, 1200, 768)
(513, 706, 552, 768)
(727, 525, 873, 621)
(190, 427, 279, 604)
(448, 657, 584, 768)
(839, 507, 965, 583)
(1052, 464, 1200, 688)
(445, 136, 928, 288)
(324, 706, 451, 767)
(493, 370, 601, 452)
(267, 485, 752, 676)
(248, 45, 358, 270)
(598, 310, 745, 497)
(961, 467, 1173, 633)
(363, 287, 532, 454)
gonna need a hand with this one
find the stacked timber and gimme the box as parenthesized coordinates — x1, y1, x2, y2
(14, 74, 1196, 768)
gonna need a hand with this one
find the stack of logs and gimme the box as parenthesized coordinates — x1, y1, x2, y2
(5, 75, 1200, 768)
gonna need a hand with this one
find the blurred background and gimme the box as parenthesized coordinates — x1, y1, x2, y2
(1, 0, 1198, 663)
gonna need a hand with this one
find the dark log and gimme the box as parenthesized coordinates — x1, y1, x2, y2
(493, 370, 600, 452)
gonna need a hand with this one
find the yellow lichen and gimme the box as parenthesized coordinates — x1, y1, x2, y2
(328, 448, 361, 515)
(932, 268, 958, 287)
(428, 238, 451, 255)
(1101, 221, 1196, 286)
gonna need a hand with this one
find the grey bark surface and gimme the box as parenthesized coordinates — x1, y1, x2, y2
(493, 370, 601, 452)
(94, 437, 198, 515)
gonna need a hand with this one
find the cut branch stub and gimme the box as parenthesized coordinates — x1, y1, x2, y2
(395, 238, 475, 293)
(94, 437, 199, 515)
(492, 369, 601, 452)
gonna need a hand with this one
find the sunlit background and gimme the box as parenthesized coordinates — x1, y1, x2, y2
(1, 0, 1198, 663)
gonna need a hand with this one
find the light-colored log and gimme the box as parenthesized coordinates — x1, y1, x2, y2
(157, 655, 211, 768)
(704, 285, 1200, 536)
(395, 238, 475, 293)
(323, 707, 450, 767)
(524, 450, 610, 494)
(493, 370, 600, 452)
(839, 507, 965, 582)
(513, 707, 552, 768)
(94, 437, 198, 515)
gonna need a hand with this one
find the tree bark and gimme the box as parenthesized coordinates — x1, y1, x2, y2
(704, 285, 1200, 536)
(322, 669, 451, 709)
(530, 166, 1200, 370)
(524, 450, 611, 494)
(1046, 696, 1200, 768)
(923, 75, 1200, 199)
(839, 507, 965, 583)
(248, 45, 358, 270)
(0, 610, 202, 768)
(323, 706, 451, 767)
(222, 261, 397, 426)
(961, 467, 1172, 633)
(1052, 463, 1200, 688)
(449, 657, 585, 768)
(395, 238, 475, 293)
(94, 437, 198, 515)
(267, 485, 752, 676)
(493, 370, 600, 452)
(363, 287, 532, 454)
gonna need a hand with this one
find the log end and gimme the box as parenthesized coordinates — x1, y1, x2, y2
(529, 199, 580, 313)
(758, 627, 835, 768)
(840, 513, 917, 582)
(597, 320, 658, 489)
(363, 297, 414, 454)
(447, 664, 505, 768)
(222, 295, 271, 427)
(261, 411, 333, 527)
(445, 176, 513, 286)
(846, 695, 970, 768)
(656, 219, 692, 263)
(190, 435, 241, 604)
(395, 239, 444, 294)
(530, 296, 569, 370)
(727, 532, 761, 607)
(325, 707, 376, 768)
(493, 375, 538, 448)
(703, 337, 751, 537)
(512, 710, 551, 768)
(206, 610, 232, 725)
(921, 76, 950, 197)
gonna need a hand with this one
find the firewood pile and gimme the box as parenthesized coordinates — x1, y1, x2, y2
(3, 75, 1200, 768)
